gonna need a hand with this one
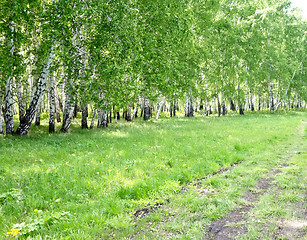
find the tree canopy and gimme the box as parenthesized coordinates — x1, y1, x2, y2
(0, 0, 306, 134)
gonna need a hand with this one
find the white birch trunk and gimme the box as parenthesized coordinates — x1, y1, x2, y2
(131, 106, 138, 121)
(217, 94, 221, 117)
(97, 109, 108, 127)
(205, 77, 209, 116)
(143, 98, 151, 120)
(61, 84, 75, 132)
(156, 96, 165, 120)
(115, 112, 118, 123)
(185, 90, 194, 117)
(97, 109, 103, 127)
(249, 90, 254, 111)
(258, 94, 261, 111)
(237, 71, 244, 115)
(275, 70, 296, 111)
(16, 81, 25, 122)
(268, 77, 274, 111)
(49, 72, 55, 133)
(90, 110, 96, 129)
(102, 110, 108, 127)
(54, 85, 61, 122)
(221, 92, 227, 115)
(35, 95, 44, 126)
(62, 75, 66, 112)
(5, 22, 15, 134)
(81, 103, 88, 129)
(220, 57, 227, 116)
(126, 107, 132, 121)
(0, 97, 3, 134)
(15, 46, 55, 135)
(5, 76, 14, 134)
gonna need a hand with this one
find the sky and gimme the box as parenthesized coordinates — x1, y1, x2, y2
(291, 0, 307, 19)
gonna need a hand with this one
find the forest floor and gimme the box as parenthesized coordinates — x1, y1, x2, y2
(0, 111, 306, 239)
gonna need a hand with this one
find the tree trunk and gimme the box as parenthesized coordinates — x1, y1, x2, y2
(16, 81, 25, 122)
(258, 94, 261, 111)
(199, 100, 204, 115)
(287, 97, 291, 109)
(221, 77, 227, 115)
(173, 100, 176, 117)
(275, 81, 291, 111)
(221, 97, 227, 116)
(131, 106, 138, 121)
(156, 97, 165, 120)
(249, 90, 254, 111)
(5, 76, 14, 134)
(114, 111, 118, 123)
(61, 97, 75, 132)
(15, 46, 55, 135)
(143, 98, 151, 120)
(35, 96, 43, 126)
(102, 111, 108, 127)
(134, 108, 138, 118)
(205, 102, 209, 116)
(229, 97, 236, 111)
(62, 80, 66, 113)
(81, 103, 88, 129)
(90, 110, 96, 129)
(217, 96, 221, 117)
(156, 103, 162, 120)
(222, 102, 227, 115)
(205, 101, 209, 116)
(237, 76, 244, 115)
(55, 86, 61, 122)
(169, 101, 173, 117)
(268, 77, 274, 111)
(49, 73, 55, 133)
(205, 77, 209, 116)
(185, 91, 194, 117)
(61, 82, 75, 132)
(73, 102, 78, 119)
(98, 110, 108, 127)
(97, 109, 106, 127)
(5, 22, 15, 134)
(244, 94, 249, 111)
(126, 107, 132, 121)
(140, 99, 145, 118)
(0, 97, 3, 134)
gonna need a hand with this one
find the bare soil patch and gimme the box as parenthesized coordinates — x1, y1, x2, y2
(204, 168, 280, 239)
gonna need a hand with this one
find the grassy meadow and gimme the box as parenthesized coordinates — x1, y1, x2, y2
(0, 110, 306, 239)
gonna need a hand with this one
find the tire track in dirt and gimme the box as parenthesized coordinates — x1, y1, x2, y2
(133, 162, 243, 219)
(203, 121, 306, 240)
(203, 170, 280, 240)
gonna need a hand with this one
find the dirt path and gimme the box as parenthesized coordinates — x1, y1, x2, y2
(128, 121, 306, 240)
(204, 122, 307, 240)
(204, 169, 284, 239)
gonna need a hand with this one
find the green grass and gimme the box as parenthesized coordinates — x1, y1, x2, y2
(0, 111, 306, 239)
(240, 126, 307, 240)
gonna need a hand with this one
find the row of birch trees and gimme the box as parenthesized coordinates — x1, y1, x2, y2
(0, 0, 306, 135)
